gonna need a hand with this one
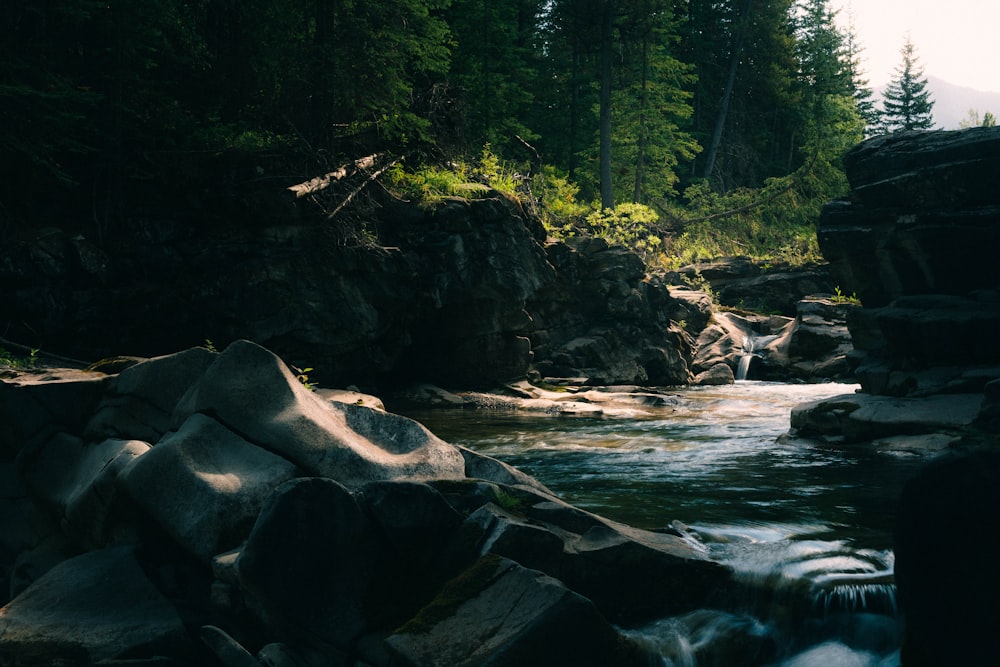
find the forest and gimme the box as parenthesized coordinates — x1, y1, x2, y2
(0, 0, 927, 268)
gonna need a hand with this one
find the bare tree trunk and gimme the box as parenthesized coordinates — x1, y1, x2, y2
(634, 32, 649, 204)
(599, 0, 614, 210)
(703, 0, 753, 181)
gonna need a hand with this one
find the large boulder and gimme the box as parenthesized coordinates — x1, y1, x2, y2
(0, 546, 192, 665)
(384, 556, 648, 667)
(817, 128, 1000, 397)
(119, 413, 300, 562)
(174, 339, 467, 485)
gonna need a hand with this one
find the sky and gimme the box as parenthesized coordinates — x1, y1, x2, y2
(830, 0, 1000, 92)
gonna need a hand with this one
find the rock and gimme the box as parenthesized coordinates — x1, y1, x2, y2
(894, 447, 1000, 666)
(784, 296, 857, 381)
(529, 237, 694, 386)
(0, 546, 191, 664)
(691, 312, 793, 381)
(17, 431, 150, 548)
(384, 555, 648, 667)
(317, 387, 385, 410)
(175, 340, 467, 485)
(456, 446, 553, 492)
(820, 128, 1000, 309)
(717, 267, 834, 316)
(693, 363, 735, 386)
(0, 369, 108, 455)
(669, 258, 834, 316)
(790, 392, 984, 442)
(0, 340, 739, 665)
(453, 485, 730, 625)
(119, 413, 299, 562)
(667, 286, 713, 335)
(235, 478, 378, 651)
(817, 128, 1000, 397)
(85, 346, 217, 443)
(200, 625, 258, 667)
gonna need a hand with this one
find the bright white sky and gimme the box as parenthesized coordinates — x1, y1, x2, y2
(831, 0, 1000, 92)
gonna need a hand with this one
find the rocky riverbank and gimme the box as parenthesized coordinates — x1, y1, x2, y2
(2, 149, 853, 393)
(0, 340, 729, 666)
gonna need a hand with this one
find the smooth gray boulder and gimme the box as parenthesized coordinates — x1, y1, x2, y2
(17, 432, 149, 548)
(85, 346, 217, 443)
(119, 412, 300, 562)
(175, 340, 467, 486)
(0, 546, 190, 664)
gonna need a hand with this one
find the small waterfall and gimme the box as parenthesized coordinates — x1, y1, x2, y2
(736, 336, 755, 380)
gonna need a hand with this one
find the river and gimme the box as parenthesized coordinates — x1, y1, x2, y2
(400, 381, 926, 666)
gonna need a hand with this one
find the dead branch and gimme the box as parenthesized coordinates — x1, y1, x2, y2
(287, 153, 379, 199)
(326, 158, 400, 220)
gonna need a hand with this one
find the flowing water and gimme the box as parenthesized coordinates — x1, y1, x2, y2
(401, 381, 928, 666)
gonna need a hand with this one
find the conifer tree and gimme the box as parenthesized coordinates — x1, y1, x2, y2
(841, 11, 881, 135)
(880, 35, 935, 132)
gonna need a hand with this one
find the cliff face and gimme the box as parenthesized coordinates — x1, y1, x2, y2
(812, 128, 1000, 667)
(3, 181, 692, 390)
(817, 127, 1000, 396)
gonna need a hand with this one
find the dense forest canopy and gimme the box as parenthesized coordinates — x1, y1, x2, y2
(1, 0, 904, 266)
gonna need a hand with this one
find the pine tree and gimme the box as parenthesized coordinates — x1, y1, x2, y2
(880, 35, 935, 132)
(841, 10, 881, 135)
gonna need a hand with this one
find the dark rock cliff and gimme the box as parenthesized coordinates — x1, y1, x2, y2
(3, 179, 692, 390)
(817, 127, 1000, 396)
(810, 127, 1000, 666)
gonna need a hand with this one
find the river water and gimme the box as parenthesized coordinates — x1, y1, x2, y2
(401, 381, 927, 666)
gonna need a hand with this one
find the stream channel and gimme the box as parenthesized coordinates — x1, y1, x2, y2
(400, 381, 926, 666)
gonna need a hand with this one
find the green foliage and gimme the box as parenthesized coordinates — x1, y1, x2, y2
(831, 286, 861, 305)
(0, 346, 38, 369)
(663, 171, 828, 269)
(586, 203, 662, 262)
(959, 109, 998, 129)
(491, 485, 528, 514)
(472, 144, 521, 195)
(532, 166, 591, 239)
(292, 366, 317, 392)
(388, 145, 524, 206)
(1, 0, 876, 280)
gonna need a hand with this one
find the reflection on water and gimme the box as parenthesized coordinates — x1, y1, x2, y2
(401, 381, 927, 666)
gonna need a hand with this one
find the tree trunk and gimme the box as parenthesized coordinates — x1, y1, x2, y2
(633, 33, 649, 204)
(599, 0, 614, 210)
(702, 0, 753, 182)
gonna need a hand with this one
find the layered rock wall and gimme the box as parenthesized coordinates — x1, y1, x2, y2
(3, 187, 694, 389)
(817, 127, 1000, 396)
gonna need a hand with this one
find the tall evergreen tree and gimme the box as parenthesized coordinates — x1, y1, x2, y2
(445, 0, 545, 151)
(790, 0, 863, 162)
(880, 35, 935, 132)
(679, 0, 800, 191)
(840, 9, 881, 136)
(612, 0, 699, 206)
